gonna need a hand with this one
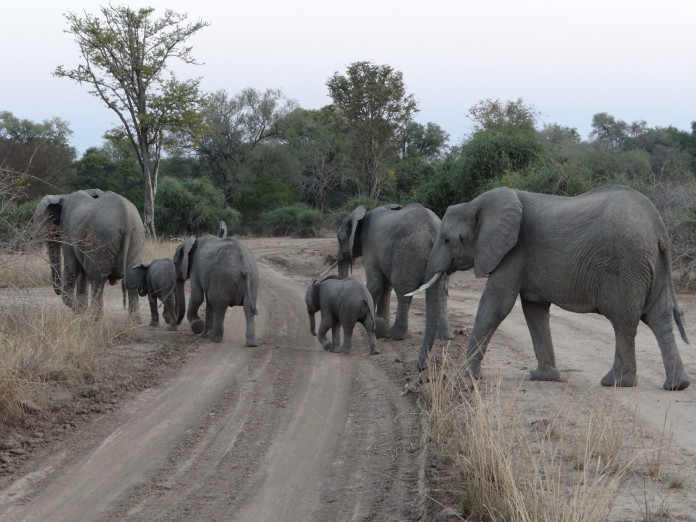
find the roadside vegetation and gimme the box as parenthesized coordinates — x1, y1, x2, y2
(423, 344, 685, 521)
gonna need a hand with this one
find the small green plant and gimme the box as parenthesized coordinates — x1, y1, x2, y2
(260, 204, 323, 237)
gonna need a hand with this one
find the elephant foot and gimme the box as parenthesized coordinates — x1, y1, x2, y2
(374, 318, 388, 339)
(167, 324, 178, 332)
(466, 361, 482, 380)
(190, 319, 205, 335)
(600, 368, 638, 387)
(436, 329, 454, 341)
(339, 345, 352, 354)
(388, 326, 407, 340)
(530, 366, 562, 382)
(149, 320, 159, 327)
(207, 332, 223, 343)
(245, 339, 258, 347)
(663, 370, 690, 391)
(370, 347, 380, 355)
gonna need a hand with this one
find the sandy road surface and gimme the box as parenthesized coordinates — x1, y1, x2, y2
(2, 237, 696, 520)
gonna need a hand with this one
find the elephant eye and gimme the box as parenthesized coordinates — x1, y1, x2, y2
(444, 238, 450, 244)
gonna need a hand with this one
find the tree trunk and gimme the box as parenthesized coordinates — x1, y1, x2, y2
(141, 145, 157, 240)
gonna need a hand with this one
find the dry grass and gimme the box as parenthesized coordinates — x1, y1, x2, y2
(420, 344, 682, 521)
(0, 238, 175, 423)
(0, 296, 141, 422)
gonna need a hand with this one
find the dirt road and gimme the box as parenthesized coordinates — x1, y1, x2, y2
(1, 237, 696, 520)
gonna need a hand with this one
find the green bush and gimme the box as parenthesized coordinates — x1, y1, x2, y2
(260, 204, 323, 237)
(156, 177, 240, 237)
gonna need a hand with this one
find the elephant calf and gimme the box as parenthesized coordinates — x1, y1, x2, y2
(305, 276, 380, 355)
(133, 258, 184, 331)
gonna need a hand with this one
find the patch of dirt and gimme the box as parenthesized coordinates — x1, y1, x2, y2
(1, 236, 696, 521)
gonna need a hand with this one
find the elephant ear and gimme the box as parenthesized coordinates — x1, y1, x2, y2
(473, 187, 523, 278)
(34, 195, 63, 226)
(176, 236, 197, 280)
(346, 206, 367, 255)
(310, 280, 321, 312)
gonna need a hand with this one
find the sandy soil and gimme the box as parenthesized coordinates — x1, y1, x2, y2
(1, 236, 696, 521)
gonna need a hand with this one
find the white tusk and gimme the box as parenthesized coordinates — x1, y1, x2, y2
(405, 272, 443, 297)
(318, 261, 338, 277)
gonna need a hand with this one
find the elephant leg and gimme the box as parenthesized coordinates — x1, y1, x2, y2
(329, 321, 341, 353)
(435, 274, 453, 340)
(466, 284, 517, 378)
(202, 297, 214, 338)
(601, 323, 639, 387)
(521, 299, 560, 381)
(362, 318, 380, 355)
(243, 298, 257, 347)
(318, 314, 334, 351)
(148, 293, 159, 327)
(642, 307, 690, 391)
(206, 301, 226, 343)
(163, 292, 178, 331)
(61, 258, 79, 311)
(75, 272, 89, 313)
(187, 283, 205, 335)
(389, 294, 411, 340)
(127, 285, 140, 320)
(368, 276, 390, 337)
(339, 320, 356, 354)
(90, 279, 105, 319)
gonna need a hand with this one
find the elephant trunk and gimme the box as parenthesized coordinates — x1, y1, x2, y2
(308, 312, 317, 336)
(417, 256, 447, 371)
(175, 280, 186, 325)
(337, 259, 350, 279)
(48, 240, 62, 295)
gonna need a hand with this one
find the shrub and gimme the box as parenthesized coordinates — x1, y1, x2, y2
(156, 177, 240, 237)
(260, 204, 323, 237)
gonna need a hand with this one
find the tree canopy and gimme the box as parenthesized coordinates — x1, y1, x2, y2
(54, 5, 209, 238)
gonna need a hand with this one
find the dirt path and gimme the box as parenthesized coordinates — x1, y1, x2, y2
(2, 237, 696, 520)
(0, 239, 422, 522)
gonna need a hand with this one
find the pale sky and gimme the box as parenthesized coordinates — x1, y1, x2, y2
(3, 0, 695, 155)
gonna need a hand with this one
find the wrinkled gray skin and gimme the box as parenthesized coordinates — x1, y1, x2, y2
(336, 203, 451, 341)
(133, 258, 185, 331)
(419, 186, 690, 391)
(33, 189, 144, 318)
(174, 235, 259, 345)
(305, 275, 379, 355)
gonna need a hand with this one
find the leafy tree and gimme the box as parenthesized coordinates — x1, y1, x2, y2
(589, 112, 630, 149)
(55, 5, 209, 238)
(260, 204, 323, 237)
(197, 88, 298, 205)
(402, 122, 449, 160)
(282, 107, 351, 211)
(468, 98, 540, 132)
(326, 61, 418, 199)
(0, 111, 77, 199)
(74, 143, 142, 210)
(156, 176, 239, 236)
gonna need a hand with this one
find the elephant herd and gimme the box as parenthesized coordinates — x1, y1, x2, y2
(34, 186, 691, 391)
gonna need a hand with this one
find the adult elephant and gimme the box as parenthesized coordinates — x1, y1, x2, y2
(34, 189, 145, 318)
(336, 203, 450, 341)
(411, 186, 690, 391)
(173, 235, 259, 345)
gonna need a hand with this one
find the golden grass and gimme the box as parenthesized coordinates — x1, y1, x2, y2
(420, 344, 684, 521)
(0, 238, 174, 422)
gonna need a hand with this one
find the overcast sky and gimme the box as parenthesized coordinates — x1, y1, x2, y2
(3, 0, 695, 155)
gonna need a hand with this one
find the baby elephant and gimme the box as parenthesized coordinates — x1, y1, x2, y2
(305, 276, 380, 355)
(133, 258, 184, 331)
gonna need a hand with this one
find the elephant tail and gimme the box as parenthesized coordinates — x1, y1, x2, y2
(673, 305, 689, 344)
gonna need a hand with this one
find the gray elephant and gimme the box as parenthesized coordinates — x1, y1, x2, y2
(132, 258, 185, 330)
(305, 275, 379, 355)
(174, 235, 259, 345)
(335, 203, 451, 341)
(411, 185, 690, 391)
(33, 189, 145, 318)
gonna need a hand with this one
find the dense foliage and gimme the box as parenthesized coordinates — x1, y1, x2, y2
(5, 50, 696, 284)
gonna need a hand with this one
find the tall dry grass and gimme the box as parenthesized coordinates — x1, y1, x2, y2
(422, 344, 652, 521)
(0, 238, 175, 423)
